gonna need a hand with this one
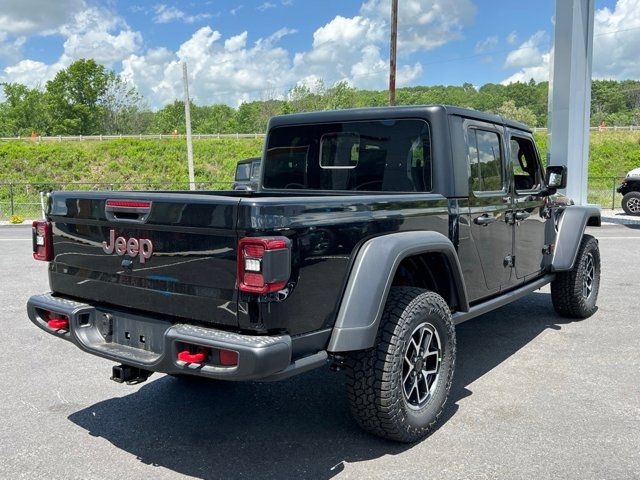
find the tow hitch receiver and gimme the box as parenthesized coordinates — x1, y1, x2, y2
(47, 317, 69, 330)
(110, 364, 153, 385)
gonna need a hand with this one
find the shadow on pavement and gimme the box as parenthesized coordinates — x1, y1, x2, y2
(68, 291, 579, 479)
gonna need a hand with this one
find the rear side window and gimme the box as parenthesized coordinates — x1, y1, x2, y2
(235, 163, 251, 181)
(510, 136, 543, 192)
(468, 129, 504, 192)
(250, 160, 261, 178)
(263, 119, 432, 192)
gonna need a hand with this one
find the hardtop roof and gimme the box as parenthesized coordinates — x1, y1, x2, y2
(268, 104, 532, 133)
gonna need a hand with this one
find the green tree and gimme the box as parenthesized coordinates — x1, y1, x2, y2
(0, 83, 48, 136)
(148, 100, 186, 134)
(495, 100, 538, 127)
(198, 104, 237, 133)
(324, 81, 356, 110)
(45, 59, 110, 135)
(100, 73, 147, 134)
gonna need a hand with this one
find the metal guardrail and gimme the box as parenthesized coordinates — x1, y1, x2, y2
(0, 133, 266, 142)
(0, 181, 234, 220)
(0, 177, 626, 221)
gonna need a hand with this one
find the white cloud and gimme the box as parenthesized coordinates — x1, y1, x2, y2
(592, 0, 640, 79)
(0, 32, 25, 63)
(501, 31, 551, 84)
(120, 0, 476, 106)
(502, 0, 640, 84)
(1, 5, 142, 86)
(60, 9, 142, 67)
(122, 26, 296, 107)
(153, 4, 211, 24)
(506, 31, 518, 45)
(1, 0, 476, 107)
(504, 31, 547, 69)
(230, 5, 244, 16)
(361, 0, 476, 53)
(257, 2, 276, 12)
(475, 35, 498, 53)
(224, 32, 248, 52)
(3, 59, 60, 87)
(0, 0, 85, 36)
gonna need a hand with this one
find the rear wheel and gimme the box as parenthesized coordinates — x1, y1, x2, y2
(551, 234, 600, 318)
(622, 191, 640, 216)
(345, 287, 455, 443)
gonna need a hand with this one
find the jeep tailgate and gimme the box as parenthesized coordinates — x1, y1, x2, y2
(47, 191, 242, 327)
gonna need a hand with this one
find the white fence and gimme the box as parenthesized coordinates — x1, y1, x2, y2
(0, 133, 266, 142)
(532, 125, 640, 132)
(0, 127, 638, 141)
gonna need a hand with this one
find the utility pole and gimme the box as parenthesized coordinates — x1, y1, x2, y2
(389, 0, 398, 106)
(182, 62, 196, 191)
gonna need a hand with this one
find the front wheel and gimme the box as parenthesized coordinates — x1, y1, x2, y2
(345, 288, 455, 443)
(622, 191, 640, 216)
(551, 234, 600, 318)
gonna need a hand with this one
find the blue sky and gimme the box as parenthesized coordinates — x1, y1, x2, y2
(0, 0, 635, 107)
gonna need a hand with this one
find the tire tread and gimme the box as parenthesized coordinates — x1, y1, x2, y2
(345, 287, 455, 443)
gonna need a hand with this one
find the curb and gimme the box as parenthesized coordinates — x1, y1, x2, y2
(600, 214, 640, 226)
(0, 220, 38, 227)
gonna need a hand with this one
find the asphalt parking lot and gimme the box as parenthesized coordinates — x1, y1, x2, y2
(0, 224, 638, 480)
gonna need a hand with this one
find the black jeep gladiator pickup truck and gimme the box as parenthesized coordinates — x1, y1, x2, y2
(28, 106, 601, 442)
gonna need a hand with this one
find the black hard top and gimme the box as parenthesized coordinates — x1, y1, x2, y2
(236, 156, 261, 165)
(268, 104, 532, 133)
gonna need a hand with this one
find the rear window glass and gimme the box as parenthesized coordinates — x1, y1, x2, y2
(263, 119, 432, 192)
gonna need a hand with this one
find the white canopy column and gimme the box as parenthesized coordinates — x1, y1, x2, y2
(548, 0, 595, 205)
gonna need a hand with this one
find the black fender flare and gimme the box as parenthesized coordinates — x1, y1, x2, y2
(551, 205, 601, 272)
(327, 231, 469, 353)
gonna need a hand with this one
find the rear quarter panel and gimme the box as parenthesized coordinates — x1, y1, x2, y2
(236, 194, 449, 335)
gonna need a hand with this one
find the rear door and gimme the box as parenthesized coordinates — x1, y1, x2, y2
(506, 130, 549, 281)
(48, 192, 241, 327)
(466, 121, 513, 294)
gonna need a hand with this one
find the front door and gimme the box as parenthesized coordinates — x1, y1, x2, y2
(507, 131, 549, 281)
(466, 122, 513, 294)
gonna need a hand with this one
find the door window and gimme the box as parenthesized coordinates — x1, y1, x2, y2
(509, 136, 543, 192)
(468, 129, 504, 192)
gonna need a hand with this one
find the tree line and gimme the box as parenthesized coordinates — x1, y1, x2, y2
(1, 59, 639, 137)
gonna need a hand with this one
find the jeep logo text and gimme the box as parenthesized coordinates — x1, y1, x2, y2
(102, 229, 153, 264)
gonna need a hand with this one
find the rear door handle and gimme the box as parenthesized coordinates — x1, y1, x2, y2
(514, 211, 530, 221)
(474, 214, 497, 226)
(506, 210, 531, 224)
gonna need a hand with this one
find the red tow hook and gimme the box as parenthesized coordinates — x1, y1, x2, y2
(47, 318, 69, 330)
(178, 350, 207, 363)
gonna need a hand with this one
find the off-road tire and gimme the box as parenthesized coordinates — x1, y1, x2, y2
(551, 234, 600, 318)
(345, 287, 455, 443)
(621, 191, 640, 216)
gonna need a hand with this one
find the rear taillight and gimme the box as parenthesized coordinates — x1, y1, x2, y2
(32, 220, 53, 261)
(238, 237, 291, 293)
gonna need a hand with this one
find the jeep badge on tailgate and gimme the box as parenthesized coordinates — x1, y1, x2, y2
(102, 229, 153, 264)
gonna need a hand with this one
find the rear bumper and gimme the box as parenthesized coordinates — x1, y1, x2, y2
(27, 293, 326, 381)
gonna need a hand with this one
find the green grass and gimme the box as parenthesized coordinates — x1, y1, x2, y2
(0, 137, 263, 185)
(1, 130, 639, 218)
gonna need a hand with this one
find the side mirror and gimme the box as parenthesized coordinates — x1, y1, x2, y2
(545, 165, 567, 190)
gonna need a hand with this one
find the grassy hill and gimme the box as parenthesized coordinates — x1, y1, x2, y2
(0, 137, 264, 186)
(1, 130, 639, 218)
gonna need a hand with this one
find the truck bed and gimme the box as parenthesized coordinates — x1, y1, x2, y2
(47, 189, 450, 335)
